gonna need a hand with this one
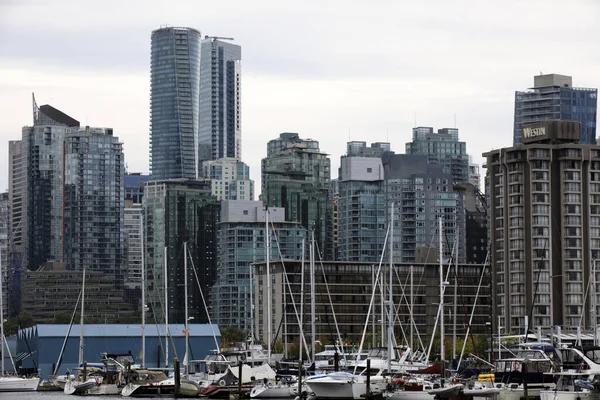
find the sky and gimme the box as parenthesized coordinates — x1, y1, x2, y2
(0, 0, 598, 194)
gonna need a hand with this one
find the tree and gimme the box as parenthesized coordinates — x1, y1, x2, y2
(220, 326, 247, 349)
(3, 312, 35, 336)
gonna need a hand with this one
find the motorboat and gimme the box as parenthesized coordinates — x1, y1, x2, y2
(426, 381, 464, 398)
(305, 370, 387, 399)
(121, 371, 200, 398)
(539, 346, 600, 400)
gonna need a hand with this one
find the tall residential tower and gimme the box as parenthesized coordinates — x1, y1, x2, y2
(198, 37, 241, 170)
(150, 27, 202, 180)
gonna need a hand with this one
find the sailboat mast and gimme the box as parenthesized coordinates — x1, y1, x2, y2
(266, 207, 271, 363)
(164, 246, 169, 367)
(1, 245, 4, 375)
(299, 239, 305, 364)
(594, 259, 598, 345)
(410, 263, 413, 354)
(439, 217, 444, 363)
(387, 202, 394, 373)
(79, 268, 86, 366)
(453, 226, 458, 360)
(310, 233, 316, 363)
(184, 241, 189, 374)
(141, 213, 146, 367)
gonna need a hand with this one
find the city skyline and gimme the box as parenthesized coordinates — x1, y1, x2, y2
(1, 0, 598, 193)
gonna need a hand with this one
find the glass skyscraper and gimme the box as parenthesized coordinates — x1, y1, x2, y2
(514, 73, 598, 145)
(150, 27, 201, 180)
(198, 37, 242, 170)
(262, 133, 333, 260)
(337, 142, 389, 262)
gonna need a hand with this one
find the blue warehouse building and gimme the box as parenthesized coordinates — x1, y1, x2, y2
(17, 324, 220, 378)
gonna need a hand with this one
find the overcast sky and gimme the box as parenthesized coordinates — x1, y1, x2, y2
(0, 0, 598, 194)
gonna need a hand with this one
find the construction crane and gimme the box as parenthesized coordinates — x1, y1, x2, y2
(204, 35, 235, 41)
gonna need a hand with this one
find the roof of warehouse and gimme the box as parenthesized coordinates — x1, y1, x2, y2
(20, 324, 221, 338)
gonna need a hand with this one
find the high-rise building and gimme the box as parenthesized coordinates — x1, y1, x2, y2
(201, 158, 254, 200)
(0, 192, 9, 318)
(337, 142, 388, 262)
(150, 27, 202, 180)
(63, 126, 125, 282)
(406, 127, 469, 184)
(211, 201, 305, 331)
(198, 37, 241, 170)
(8, 140, 26, 312)
(484, 120, 599, 333)
(513, 74, 598, 146)
(383, 154, 465, 263)
(143, 179, 219, 324)
(22, 98, 80, 270)
(262, 132, 333, 260)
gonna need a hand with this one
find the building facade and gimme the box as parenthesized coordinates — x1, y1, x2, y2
(210, 200, 305, 331)
(406, 127, 469, 184)
(201, 158, 254, 200)
(198, 37, 242, 170)
(337, 142, 388, 262)
(8, 140, 26, 278)
(0, 192, 9, 318)
(254, 259, 491, 354)
(383, 154, 465, 263)
(514, 73, 598, 146)
(20, 265, 135, 323)
(262, 132, 333, 260)
(22, 100, 80, 270)
(143, 179, 219, 324)
(485, 120, 600, 334)
(63, 127, 125, 282)
(150, 26, 202, 180)
(125, 173, 149, 205)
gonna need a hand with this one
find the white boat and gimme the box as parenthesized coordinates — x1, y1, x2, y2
(305, 370, 387, 399)
(538, 346, 600, 400)
(250, 378, 296, 398)
(539, 372, 600, 400)
(121, 374, 200, 398)
(427, 382, 464, 398)
(64, 374, 120, 395)
(0, 376, 40, 392)
(463, 382, 501, 399)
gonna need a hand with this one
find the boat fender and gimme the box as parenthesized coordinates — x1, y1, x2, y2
(95, 377, 100, 385)
(116, 379, 121, 386)
(219, 379, 226, 386)
(512, 362, 519, 370)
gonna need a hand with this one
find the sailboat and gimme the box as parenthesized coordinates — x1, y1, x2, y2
(122, 242, 201, 398)
(0, 246, 40, 392)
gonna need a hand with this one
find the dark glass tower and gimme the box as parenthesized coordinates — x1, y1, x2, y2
(198, 37, 241, 171)
(514, 74, 598, 146)
(150, 27, 201, 180)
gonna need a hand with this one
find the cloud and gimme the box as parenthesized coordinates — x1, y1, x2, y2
(0, 0, 598, 193)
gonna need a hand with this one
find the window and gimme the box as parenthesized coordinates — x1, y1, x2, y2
(367, 167, 372, 173)
(243, 210, 248, 215)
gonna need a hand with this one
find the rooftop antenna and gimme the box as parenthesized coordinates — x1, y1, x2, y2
(414, 112, 417, 128)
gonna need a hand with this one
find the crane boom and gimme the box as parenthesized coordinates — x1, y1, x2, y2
(204, 35, 234, 41)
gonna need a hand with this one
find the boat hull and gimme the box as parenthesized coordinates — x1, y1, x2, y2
(306, 376, 387, 399)
(64, 378, 120, 395)
(0, 376, 40, 392)
(122, 379, 199, 397)
(387, 389, 435, 400)
(250, 383, 295, 398)
(540, 390, 600, 400)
